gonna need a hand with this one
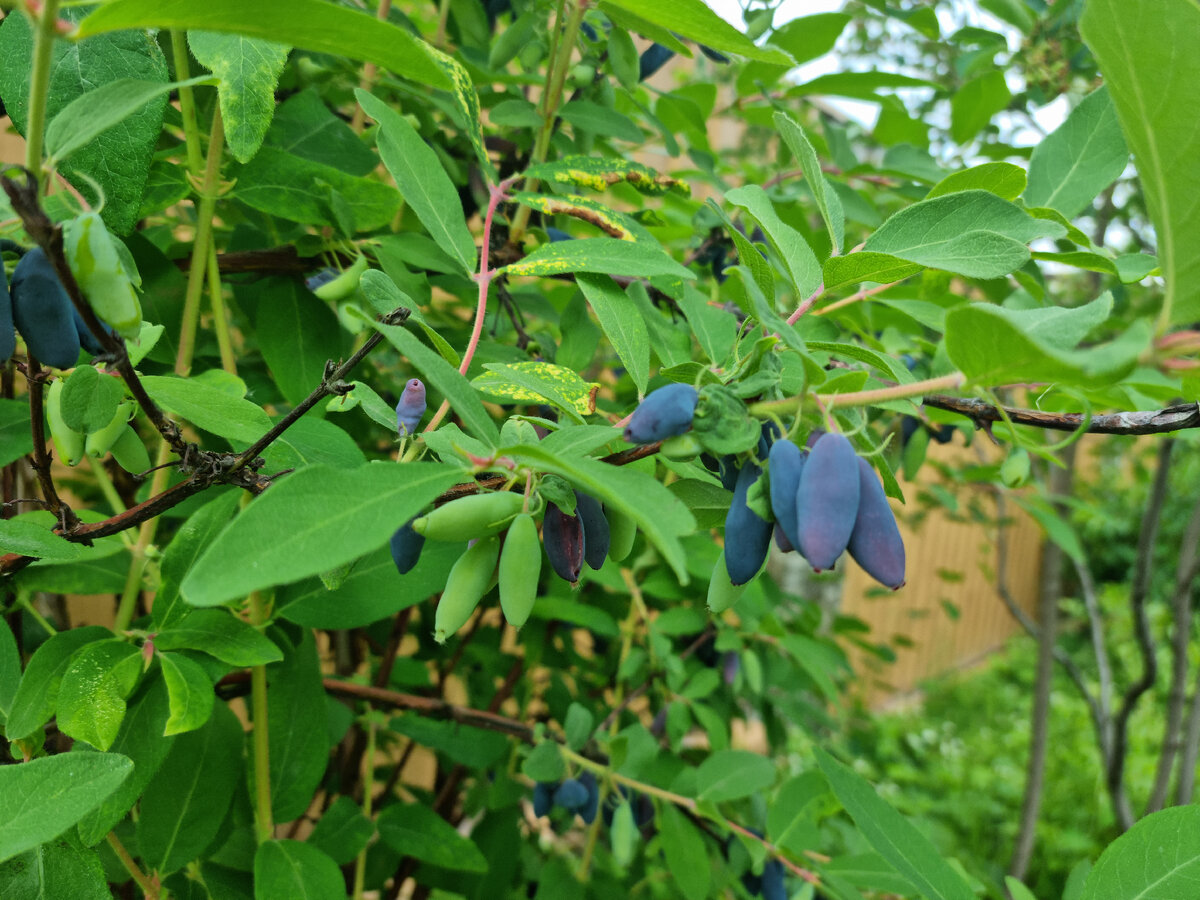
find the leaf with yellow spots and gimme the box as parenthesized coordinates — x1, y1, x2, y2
(472, 363, 600, 424)
(427, 47, 495, 181)
(500, 237, 695, 281)
(511, 192, 651, 242)
(523, 156, 687, 196)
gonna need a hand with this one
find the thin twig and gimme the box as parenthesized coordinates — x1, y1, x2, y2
(925, 395, 1200, 436)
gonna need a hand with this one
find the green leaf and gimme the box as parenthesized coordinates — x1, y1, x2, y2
(657, 803, 709, 900)
(503, 444, 695, 584)
(1081, 0, 1200, 326)
(0, 398, 34, 468)
(76, 673, 173, 845)
(60, 365, 123, 434)
(159, 652, 215, 736)
(807, 341, 911, 383)
(950, 70, 1011, 143)
(501, 237, 694, 282)
(793, 71, 940, 100)
(76, 0, 450, 90)
(564, 703, 594, 751)
(927, 162, 1026, 201)
(56, 639, 142, 751)
(136, 702, 244, 876)
(0, 516, 83, 560)
(822, 252, 923, 292)
(725, 184, 822, 300)
(0, 620, 18, 723)
(356, 89, 476, 275)
(0, 752, 133, 864)
(45, 75, 212, 165)
(279, 540, 462, 629)
(0, 10, 169, 234)
(774, 111, 844, 253)
(0, 838, 112, 900)
(254, 840, 345, 900)
(597, 0, 793, 64)
(155, 609, 283, 666)
(189, 31, 289, 163)
(815, 747, 974, 900)
(767, 772, 827, 855)
(264, 87, 378, 175)
(1025, 87, 1128, 218)
(666, 479, 732, 530)
(707, 200, 775, 300)
(234, 145, 400, 231)
(426, 47, 494, 180)
(263, 629, 329, 822)
(522, 741, 565, 782)
(376, 803, 488, 873)
(1005, 877, 1039, 900)
(473, 362, 599, 424)
(373, 322, 501, 444)
(696, 750, 776, 802)
(558, 100, 643, 142)
(944, 294, 1149, 387)
(142, 374, 272, 443)
(179, 463, 457, 606)
(676, 287, 736, 367)
(864, 190, 1065, 279)
(5, 626, 112, 741)
(389, 714, 508, 768)
(578, 274, 650, 394)
(513, 192, 651, 242)
(254, 276, 343, 406)
(154, 490, 242, 630)
(1081, 805, 1200, 899)
(308, 796, 374, 866)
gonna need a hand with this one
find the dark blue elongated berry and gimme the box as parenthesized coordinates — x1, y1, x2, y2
(532, 781, 555, 817)
(718, 455, 739, 492)
(623, 383, 699, 444)
(768, 439, 804, 551)
(554, 778, 589, 810)
(724, 463, 772, 586)
(757, 420, 781, 458)
(774, 525, 794, 553)
(395, 378, 426, 436)
(698, 44, 731, 64)
(389, 519, 425, 575)
(0, 261, 14, 363)
(847, 457, 906, 589)
(11, 247, 80, 369)
(545, 227, 574, 243)
(574, 491, 609, 570)
(543, 502, 585, 584)
(73, 306, 117, 356)
(795, 432, 860, 571)
(639, 43, 674, 80)
(578, 771, 599, 824)
(759, 859, 786, 900)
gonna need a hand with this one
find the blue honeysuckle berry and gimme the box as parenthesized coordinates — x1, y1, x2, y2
(396, 377, 426, 437)
(623, 383, 699, 444)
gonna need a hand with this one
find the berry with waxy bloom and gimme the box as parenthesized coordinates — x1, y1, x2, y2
(396, 377, 426, 436)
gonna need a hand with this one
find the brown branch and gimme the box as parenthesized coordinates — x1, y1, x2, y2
(229, 306, 410, 473)
(174, 245, 357, 276)
(24, 358, 78, 531)
(925, 395, 1200, 436)
(1147, 485, 1200, 812)
(321, 679, 536, 742)
(1108, 438, 1174, 830)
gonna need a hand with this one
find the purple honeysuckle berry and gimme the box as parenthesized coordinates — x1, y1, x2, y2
(396, 378, 426, 436)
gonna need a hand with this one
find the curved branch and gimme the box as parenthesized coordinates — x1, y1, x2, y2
(925, 395, 1200, 436)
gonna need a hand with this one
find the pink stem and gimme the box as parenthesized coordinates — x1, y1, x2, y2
(424, 176, 517, 434)
(786, 283, 823, 325)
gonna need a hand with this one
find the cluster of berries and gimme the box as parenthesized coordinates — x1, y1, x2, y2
(531, 772, 600, 825)
(624, 383, 906, 603)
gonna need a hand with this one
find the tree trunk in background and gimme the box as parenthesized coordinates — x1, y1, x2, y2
(1009, 446, 1075, 882)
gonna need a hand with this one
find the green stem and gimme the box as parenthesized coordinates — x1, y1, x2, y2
(248, 590, 274, 843)
(106, 831, 162, 899)
(86, 454, 131, 524)
(18, 590, 56, 636)
(112, 552, 149, 634)
(508, 0, 587, 242)
(562, 748, 696, 810)
(175, 105, 225, 376)
(434, 0, 452, 48)
(352, 715, 377, 899)
(170, 31, 204, 176)
(748, 372, 967, 418)
(23, 0, 63, 186)
(206, 243, 237, 375)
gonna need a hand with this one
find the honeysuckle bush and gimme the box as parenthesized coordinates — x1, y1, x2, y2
(0, 0, 1198, 898)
